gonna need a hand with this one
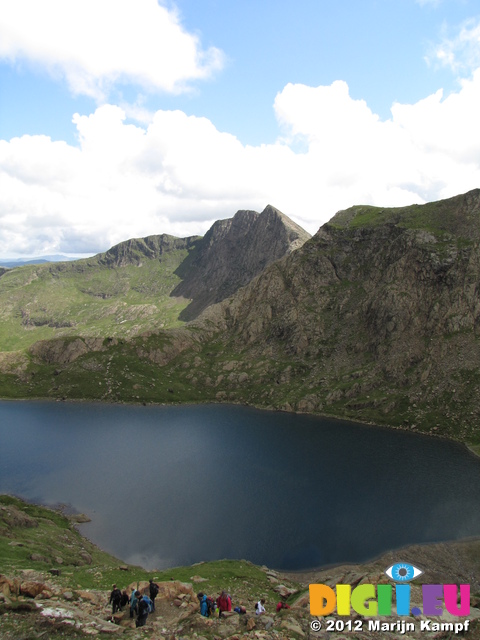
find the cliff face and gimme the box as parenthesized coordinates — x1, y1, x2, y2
(172, 205, 311, 319)
(191, 189, 480, 440)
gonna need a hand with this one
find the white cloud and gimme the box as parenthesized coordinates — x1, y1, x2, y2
(1, 72, 480, 256)
(415, 0, 442, 7)
(0, 0, 224, 100)
(427, 17, 480, 74)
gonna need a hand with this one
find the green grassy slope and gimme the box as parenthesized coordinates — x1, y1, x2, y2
(0, 244, 197, 353)
(330, 188, 480, 238)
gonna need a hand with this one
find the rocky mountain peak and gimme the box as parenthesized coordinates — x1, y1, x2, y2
(172, 205, 311, 320)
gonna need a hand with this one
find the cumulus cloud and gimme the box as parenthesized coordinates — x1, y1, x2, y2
(1, 72, 480, 256)
(0, 0, 224, 100)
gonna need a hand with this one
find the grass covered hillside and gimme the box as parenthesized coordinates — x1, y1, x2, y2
(0, 234, 199, 353)
(0, 205, 309, 354)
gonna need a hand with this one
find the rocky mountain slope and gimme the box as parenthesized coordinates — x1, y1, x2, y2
(188, 188, 480, 442)
(172, 205, 310, 319)
(1, 190, 480, 445)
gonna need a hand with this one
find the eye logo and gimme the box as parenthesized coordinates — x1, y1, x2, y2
(385, 562, 423, 582)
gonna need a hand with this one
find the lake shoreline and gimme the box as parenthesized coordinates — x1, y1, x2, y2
(3, 490, 480, 585)
(1, 391, 476, 456)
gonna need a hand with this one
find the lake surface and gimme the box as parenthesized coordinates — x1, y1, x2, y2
(1, 400, 480, 571)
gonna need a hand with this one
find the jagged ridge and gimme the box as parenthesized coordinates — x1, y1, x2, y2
(172, 205, 311, 320)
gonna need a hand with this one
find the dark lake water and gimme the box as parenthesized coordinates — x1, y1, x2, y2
(1, 400, 480, 571)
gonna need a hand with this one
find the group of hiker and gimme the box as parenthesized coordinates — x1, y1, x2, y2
(108, 579, 160, 628)
(111, 582, 290, 627)
(197, 591, 291, 618)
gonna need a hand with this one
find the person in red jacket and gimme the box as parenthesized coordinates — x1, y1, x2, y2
(216, 590, 232, 617)
(276, 600, 291, 612)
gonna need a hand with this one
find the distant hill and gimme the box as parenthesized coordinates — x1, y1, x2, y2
(0, 206, 309, 352)
(0, 254, 81, 268)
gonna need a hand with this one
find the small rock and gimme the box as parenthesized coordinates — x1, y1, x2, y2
(280, 619, 305, 636)
(29, 553, 49, 562)
(246, 617, 256, 631)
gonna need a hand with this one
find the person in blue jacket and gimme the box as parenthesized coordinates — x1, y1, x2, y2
(130, 590, 139, 619)
(197, 592, 209, 616)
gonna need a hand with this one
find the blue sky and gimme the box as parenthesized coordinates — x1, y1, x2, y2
(1, 0, 479, 257)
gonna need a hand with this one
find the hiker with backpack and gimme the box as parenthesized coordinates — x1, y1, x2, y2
(255, 598, 266, 615)
(108, 584, 122, 614)
(197, 592, 208, 616)
(130, 590, 140, 619)
(197, 592, 216, 617)
(136, 594, 150, 627)
(149, 579, 159, 612)
(217, 590, 232, 617)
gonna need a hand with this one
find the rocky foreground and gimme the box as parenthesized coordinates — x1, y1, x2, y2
(2, 496, 480, 640)
(3, 544, 480, 640)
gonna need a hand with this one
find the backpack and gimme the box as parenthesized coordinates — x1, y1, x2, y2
(206, 597, 216, 616)
(138, 598, 149, 616)
(150, 583, 159, 598)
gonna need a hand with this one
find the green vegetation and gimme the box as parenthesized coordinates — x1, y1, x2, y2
(329, 190, 480, 241)
(0, 496, 303, 638)
(0, 246, 193, 353)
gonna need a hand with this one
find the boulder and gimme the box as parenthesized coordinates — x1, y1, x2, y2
(0, 575, 14, 596)
(280, 618, 305, 636)
(273, 584, 298, 598)
(0, 505, 38, 528)
(79, 551, 93, 565)
(76, 590, 98, 603)
(20, 581, 48, 598)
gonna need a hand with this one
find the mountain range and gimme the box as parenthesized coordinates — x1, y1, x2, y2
(0, 190, 479, 449)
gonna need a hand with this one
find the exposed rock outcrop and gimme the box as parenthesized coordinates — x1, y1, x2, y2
(190, 189, 480, 440)
(172, 205, 311, 319)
